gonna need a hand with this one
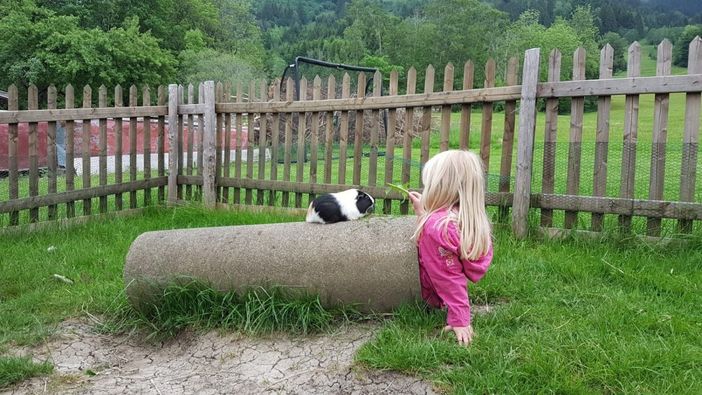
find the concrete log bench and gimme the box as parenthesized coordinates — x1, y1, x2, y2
(124, 216, 421, 312)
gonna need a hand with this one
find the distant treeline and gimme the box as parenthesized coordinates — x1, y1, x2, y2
(1, 0, 701, 101)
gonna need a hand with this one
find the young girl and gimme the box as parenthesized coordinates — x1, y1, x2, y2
(408, 150, 493, 346)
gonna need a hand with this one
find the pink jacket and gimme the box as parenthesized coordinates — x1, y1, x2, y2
(417, 208, 493, 327)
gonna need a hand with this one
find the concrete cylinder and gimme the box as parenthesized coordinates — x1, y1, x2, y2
(124, 216, 420, 313)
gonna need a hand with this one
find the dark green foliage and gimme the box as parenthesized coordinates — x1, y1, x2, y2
(673, 24, 702, 67)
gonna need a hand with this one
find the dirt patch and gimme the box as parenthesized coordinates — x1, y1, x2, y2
(3, 320, 437, 394)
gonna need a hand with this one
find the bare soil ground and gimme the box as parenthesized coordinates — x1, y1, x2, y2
(3, 320, 437, 394)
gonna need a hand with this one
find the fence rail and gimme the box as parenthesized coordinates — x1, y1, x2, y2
(2, 38, 702, 238)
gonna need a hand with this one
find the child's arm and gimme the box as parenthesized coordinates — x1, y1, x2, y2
(408, 191, 424, 216)
(419, 221, 473, 328)
(462, 244, 493, 283)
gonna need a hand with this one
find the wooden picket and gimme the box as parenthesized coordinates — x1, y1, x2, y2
(565, 47, 586, 229)
(541, 49, 561, 228)
(591, 44, 614, 231)
(618, 42, 641, 232)
(647, 40, 672, 236)
(2, 40, 702, 239)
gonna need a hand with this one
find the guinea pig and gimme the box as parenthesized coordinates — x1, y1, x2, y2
(305, 189, 375, 224)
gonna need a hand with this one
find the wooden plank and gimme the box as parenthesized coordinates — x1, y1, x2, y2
(511, 48, 541, 238)
(269, 81, 281, 206)
(679, 36, 702, 233)
(565, 47, 587, 229)
(295, 78, 307, 208)
(179, 85, 186, 200)
(215, 73, 702, 114)
(177, 104, 208, 114)
(47, 85, 58, 220)
(142, 86, 152, 207)
(619, 42, 641, 232)
(591, 44, 614, 231)
(185, 84, 194, 200)
(197, 83, 204, 199)
(222, 82, 233, 203)
(129, 85, 138, 209)
(498, 57, 519, 222)
(215, 82, 224, 203)
(384, 70, 399, 214)
(215, 87, 520, 114)
(247, 81, 257, 205)
(353, 72, 367, 185)
(368, 71, 382, 187)
(65, 85, 75, 217)
(282, 78, 293, 207)
(98, 85, 108, 214)
(28, 85, 39, 222)
(481, 59, 496, 172)
(541, 50, 561, 228)
(419, 65, 435, 187)
(440, 63, 454, 151)
(114, 85, 124, 210)
(309, 76, 321, 202)
(82, 85, 93, 216)
(235, 82, 244, 204)
(400, 67, 417, 215)
(536, 74, 702, 98)
(338, 74, 351, 184)
(0, 106, 168, 123)
(215, 177, 514, 209)
(532, 194, 702, 220)
(7, 85, 19, 225)
(460, 61, 474, 150)
(167, 84, 179, 205)
(0, 178, 168, 213)
(157, 86, 166, 202)
(647, 40, 672, 236)
(202, 81, 217, 208)
(323, 75, 336, 185)
(257, 80, 269, 205)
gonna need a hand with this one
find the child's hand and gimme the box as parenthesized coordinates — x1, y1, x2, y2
(443, 325, 473, 346)
(408, 191, 424, 216)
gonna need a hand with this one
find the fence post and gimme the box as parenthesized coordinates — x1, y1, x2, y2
(202, 81, 217, 208)
(512, 48, 541, 238)
(168, 84, 179, 205)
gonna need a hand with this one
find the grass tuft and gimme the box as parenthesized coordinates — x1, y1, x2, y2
(101, 280, 361, 340)
(0, 357, 53, 389)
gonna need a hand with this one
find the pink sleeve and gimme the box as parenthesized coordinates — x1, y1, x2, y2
(421, 222, 471, 327)
(462, 244, 493, 283)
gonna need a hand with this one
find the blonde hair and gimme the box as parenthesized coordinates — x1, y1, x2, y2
(411, 150, 491, 260)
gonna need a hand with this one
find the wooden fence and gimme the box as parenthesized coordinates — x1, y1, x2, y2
(1, 38, 702, 238)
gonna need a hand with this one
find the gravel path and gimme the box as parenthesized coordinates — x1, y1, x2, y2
(4, 320, 437, 394)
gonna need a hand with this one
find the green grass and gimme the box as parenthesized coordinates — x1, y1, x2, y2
(1, 207, 701, 393)
(0, 356, 52, 389)
(356, 228, 702, 393)
(104, 281, 359, 341)
(0, 204, 303, 347)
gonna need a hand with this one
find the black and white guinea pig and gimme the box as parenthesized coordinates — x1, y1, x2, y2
(305, 189, 375, 224)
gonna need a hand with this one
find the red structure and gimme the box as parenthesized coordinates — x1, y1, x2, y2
(0, 120, 248, 171)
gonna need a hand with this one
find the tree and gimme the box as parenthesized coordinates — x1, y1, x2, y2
(0, 5, 176, 91)
(673, 25, 702, 67)
(600, 31, 627, 73)
(342, 0, 401, 62)
(421, 0, 510, 88)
